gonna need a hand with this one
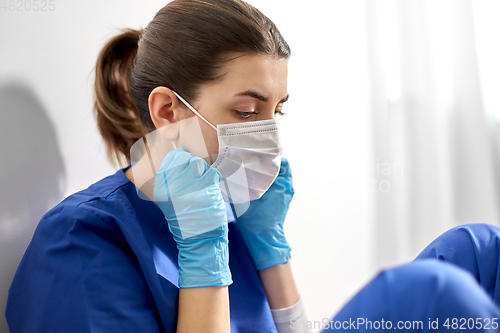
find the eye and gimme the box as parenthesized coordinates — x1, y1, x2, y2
(275, 110, 287, 116)
(235, 111, 257, 119)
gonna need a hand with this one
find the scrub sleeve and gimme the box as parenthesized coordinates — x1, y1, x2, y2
(321, 223, 500, 332)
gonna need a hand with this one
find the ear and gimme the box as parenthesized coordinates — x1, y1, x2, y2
(148, 87, 185, 141)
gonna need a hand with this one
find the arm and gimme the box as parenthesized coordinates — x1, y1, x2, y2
(261, 263, 312, 333)
(178, 287, 230, 332)
(154, 148, 232, 332)
(259, 262, 299, 309)
(233, 158, 310, 331)
(233, 157, 297, 308)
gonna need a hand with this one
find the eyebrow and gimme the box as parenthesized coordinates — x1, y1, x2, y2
(235, 90, 289, 104)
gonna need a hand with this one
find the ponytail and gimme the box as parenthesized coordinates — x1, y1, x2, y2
(93, 28, 147, 168)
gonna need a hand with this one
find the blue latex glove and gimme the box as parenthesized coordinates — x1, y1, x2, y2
(153, 147, 232, 288)
(232, 157, 294, 270)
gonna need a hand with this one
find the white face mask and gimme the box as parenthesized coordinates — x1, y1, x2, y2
(173, 91, 283, 204)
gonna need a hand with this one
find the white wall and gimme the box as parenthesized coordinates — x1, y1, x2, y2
(0, 1, 373, 332)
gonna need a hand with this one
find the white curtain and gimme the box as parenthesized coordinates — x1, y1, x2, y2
(366, 0, 500, 269)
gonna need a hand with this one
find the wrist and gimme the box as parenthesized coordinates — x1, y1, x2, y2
(236, 224, 291, 270)
(177, 237, 233, 288)
(254, 246, 291, 271)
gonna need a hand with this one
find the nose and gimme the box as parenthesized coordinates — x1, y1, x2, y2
(259, 108, 277, 121)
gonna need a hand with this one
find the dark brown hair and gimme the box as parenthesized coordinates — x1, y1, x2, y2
(94, 0, 291, 167)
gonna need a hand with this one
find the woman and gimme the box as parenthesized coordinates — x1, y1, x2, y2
(6, 0, 500, 332)
(7, 1, 303, 332)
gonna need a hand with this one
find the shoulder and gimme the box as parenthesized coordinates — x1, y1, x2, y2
(35, 168, 137, 244)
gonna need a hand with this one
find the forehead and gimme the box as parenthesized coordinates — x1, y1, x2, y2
(210, 53, 288, 100)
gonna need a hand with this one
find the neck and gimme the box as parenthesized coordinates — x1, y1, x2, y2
(124, 137, 172, 203)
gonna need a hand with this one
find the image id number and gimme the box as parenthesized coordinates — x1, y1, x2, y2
(443, 318, 498, 330)
(1, 0, 56, 11)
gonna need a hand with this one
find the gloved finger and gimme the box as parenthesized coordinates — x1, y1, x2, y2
(268, 157, 293, 191)
(159, 147, 191, 171)
(154, 148, 189, 204)
(156, 147, 197, 182)
(153, 168, 171, 203)
(155, 147, 222, 198)
(169, 159, 222, 198)
(154, 147, 192, 199)
(167, 176, 227, 239)
(280, 157, 289, 170)
(278, 157, 292, 179)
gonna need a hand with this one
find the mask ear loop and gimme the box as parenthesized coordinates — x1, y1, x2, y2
(172, 91, 218, 131)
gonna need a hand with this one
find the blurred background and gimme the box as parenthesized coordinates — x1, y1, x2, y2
(1, 0, 499, 332)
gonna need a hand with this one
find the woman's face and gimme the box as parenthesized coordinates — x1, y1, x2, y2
(184, 53, 289, 163)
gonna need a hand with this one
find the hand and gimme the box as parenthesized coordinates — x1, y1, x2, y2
(154, 147, 232, 288)
(232, 157, 294, 270)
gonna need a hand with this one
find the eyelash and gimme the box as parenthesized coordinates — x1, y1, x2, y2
(235, 110, 287, 119)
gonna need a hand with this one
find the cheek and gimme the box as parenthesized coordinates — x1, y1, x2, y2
(207, 132, 219, 163)
(198, 123, 219, 164)
(176, 116, 219, 164)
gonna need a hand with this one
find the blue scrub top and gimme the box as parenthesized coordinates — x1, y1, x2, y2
(6, 166, 278, 333)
